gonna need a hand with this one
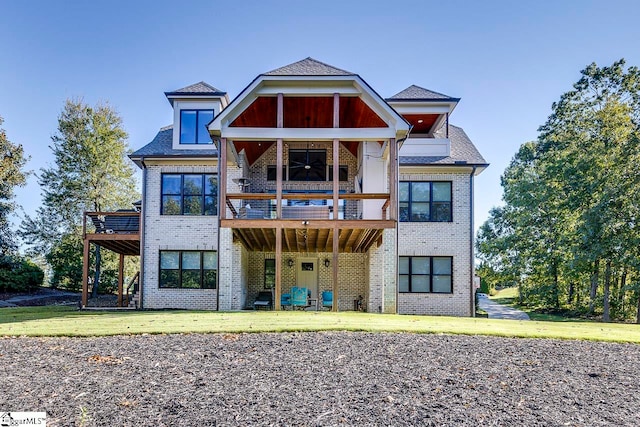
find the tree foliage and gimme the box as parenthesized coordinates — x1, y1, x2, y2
(0, 116, 29, 255)
(477, 59, 640, 322)
(21, 99, 139, 292)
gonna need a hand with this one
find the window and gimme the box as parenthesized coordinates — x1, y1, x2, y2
(264, 259, 275, 289)
(159, 251, 217, 289)
(399, 256, 452, 293)
(328, 165, 349, 181)
(180, 110, 214, 144)
(399, 181, 452, 222)
(266, 166, 286, 181)
(161, 174, 217, 215)
(288, 149, 326, 181)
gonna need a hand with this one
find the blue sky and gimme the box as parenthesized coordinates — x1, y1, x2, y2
(2, 0, 640, 240)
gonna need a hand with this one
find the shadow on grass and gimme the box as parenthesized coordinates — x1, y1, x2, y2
(0, 306, 209, 324)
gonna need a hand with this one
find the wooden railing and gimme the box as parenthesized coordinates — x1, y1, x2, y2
(224, 193, 391, 221)
(83, 211, 140, 238)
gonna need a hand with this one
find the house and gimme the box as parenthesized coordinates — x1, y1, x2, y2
(82, 58, 487, 316)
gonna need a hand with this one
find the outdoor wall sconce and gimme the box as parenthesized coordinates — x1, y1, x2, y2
(324, 258, 330, 268)
(287, 259, 294, 267)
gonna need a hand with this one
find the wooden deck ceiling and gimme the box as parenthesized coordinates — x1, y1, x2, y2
(83, 233, 140, 256)
(229, 222, 390, 253)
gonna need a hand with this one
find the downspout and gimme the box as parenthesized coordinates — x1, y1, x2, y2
(394, 134, 409, 315)
(216, 140, 221, 311)
(469, 166, 477, 317)
(139, 157, 147, 309)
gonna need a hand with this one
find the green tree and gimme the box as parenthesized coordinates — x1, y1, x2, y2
(478, 59, 640, 322)
(21, 99, 139, 294)
(0, 116, 29, 255)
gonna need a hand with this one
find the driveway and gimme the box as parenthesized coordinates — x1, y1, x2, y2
(477, 292, 530, 320)
(0, 288, 79, 307)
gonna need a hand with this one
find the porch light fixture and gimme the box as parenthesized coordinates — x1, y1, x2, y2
(324, 258, 330, 268)
(287, 259, 294, 268)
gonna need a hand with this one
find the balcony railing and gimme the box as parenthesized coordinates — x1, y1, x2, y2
(83, 211, 140, 238)
(224, 193, 391, 221)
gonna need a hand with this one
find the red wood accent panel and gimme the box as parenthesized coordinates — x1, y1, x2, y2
(230, 97, 277, 127)
(283, 97, 333, 128)
(340, 97, 387, 128)
(402, 114, 440, 134)
(231, 141, 274, 165)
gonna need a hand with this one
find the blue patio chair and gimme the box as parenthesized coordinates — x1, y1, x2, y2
(281, 293, 291, 309)
(291, 286, 309, 309)
(321, 291, 333, 309)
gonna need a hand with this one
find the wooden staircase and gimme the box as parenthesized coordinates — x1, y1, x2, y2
(125, 271, 140, 309)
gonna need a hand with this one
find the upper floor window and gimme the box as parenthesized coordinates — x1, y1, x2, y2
(399, 256, 452, 293)
(399, 181, 452, 222)
(159, 250, 217, 289)
(180, 110, 214, 144)
(162, 174, 217, 215)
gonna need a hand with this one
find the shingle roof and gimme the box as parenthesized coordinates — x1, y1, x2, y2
(263, 57, 354, 76)
(400, 125, 487, 166)
(129, 126, 218, 159)
(164, 81, 226, 96)
(387, 85, 458, 101)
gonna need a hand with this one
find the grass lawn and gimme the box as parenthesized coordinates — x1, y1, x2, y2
(1, 306, 640, 343)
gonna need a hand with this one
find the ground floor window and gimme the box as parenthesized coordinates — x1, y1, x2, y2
(159, 250, 217, 289)
(399, 256, 452, 293)
(264, 259, 275, 289)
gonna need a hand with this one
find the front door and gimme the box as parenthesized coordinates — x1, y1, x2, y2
(297, 258, 318, 307)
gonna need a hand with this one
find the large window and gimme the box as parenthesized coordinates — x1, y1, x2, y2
(399, 256, 452, 293)
(399, 181, 452, 222)
(159, 251, 217, 289)
(264, 259, 276, 289)
(180, 109, 214, 144)
(161, 174, 217, 215)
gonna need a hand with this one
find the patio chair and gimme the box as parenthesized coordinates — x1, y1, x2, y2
(321, 291, 333, 309)
(281, 293, 291, 309)
(253, 291, 273, 310)
(291, 286, 309, 309)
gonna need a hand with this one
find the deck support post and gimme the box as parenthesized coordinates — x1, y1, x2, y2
(275, 227, 282, 311)
(219, 138, 227, 220)
(81, 239, 90, 307)
(331, 93, 340, 312)
(389, 138, 398, 221)
(117, 253, 124, 307)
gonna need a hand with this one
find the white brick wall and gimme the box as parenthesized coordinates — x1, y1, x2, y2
(397, 171, 473, 316)
(142, 164, 219, 310)
(141, 162, 475, 316)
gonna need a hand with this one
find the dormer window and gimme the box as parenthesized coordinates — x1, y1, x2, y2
(180, 109, 214, 144)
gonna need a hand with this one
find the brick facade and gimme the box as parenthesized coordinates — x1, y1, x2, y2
(140, 164, 474, 316)
(396, 171, 473, 316)
(142, 163, 219, 310)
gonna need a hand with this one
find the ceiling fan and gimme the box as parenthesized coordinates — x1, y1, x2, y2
(288, 144, 326, 181)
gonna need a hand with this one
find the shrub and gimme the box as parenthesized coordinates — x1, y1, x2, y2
(0, 255, 44, 292)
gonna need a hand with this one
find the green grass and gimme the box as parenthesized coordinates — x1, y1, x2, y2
(1, 306, 640, 343)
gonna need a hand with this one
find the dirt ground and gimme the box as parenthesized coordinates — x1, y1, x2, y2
(1, 332, 639, 426)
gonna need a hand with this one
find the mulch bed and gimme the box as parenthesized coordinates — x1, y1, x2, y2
(1, 332, 639, 426)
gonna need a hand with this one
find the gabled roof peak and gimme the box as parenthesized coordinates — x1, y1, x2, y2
(263, 57, 354, 76)
(387, 85, 459, 101)
(165, 81, 226, 96)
